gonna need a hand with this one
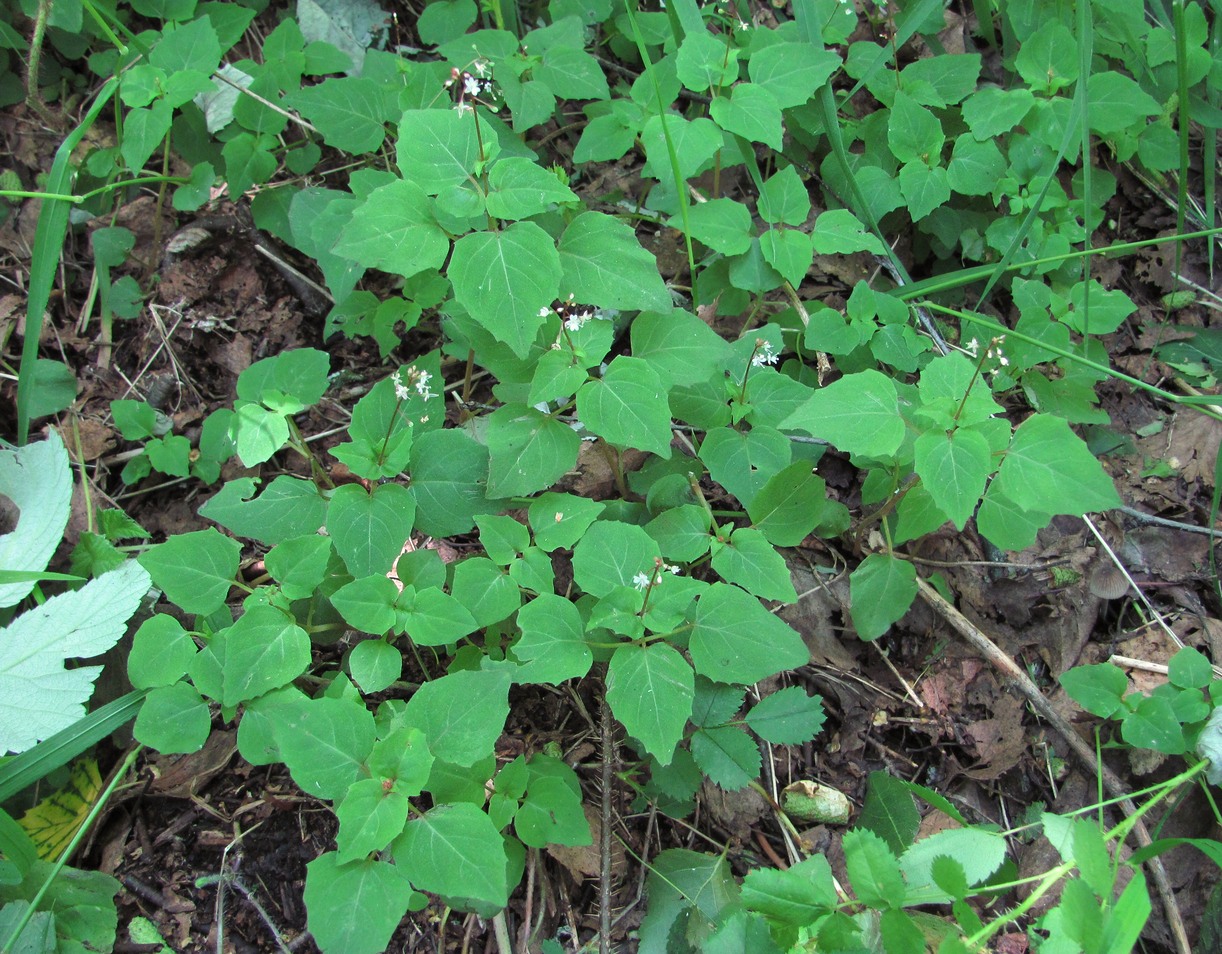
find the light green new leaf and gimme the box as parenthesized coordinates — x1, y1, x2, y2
(558, 212, 671, 312)
(189, 605, 311, 707)
(336, 778, 411, 864)
(690, 583, 808, 684)
(139, 528, 239, 615)
(485, 407, 581, 497)
(334, 179, 449, 279)
(450, 221, 561, 357)
(274, 694, 377, 800)
(914, 429, 992, 530)
(710, 527, 797, 602)
(990, 414, 1121, 517)
(745, 687, 826, 745)
(691, 725, 760, 791)
(403, 668, 511, 765)
(781, 369, 904, 458)
(485, 157, 579, 220)
(849, 553, 917, 640)
(0, 561, 150, 754)
(606, 642, 694, 764)
(514, 593, 592, 684)
(395, 107, 481, 193)
(0, 431, 71, 609)
(328, 482, 416, 578)
(394, 802, 509, 909)
(572, 520, 661, 597)
(304, 854, 414, 954)
(844, 828, 906, 910)
(576, 356, 673, 457)
(900, 827, 1007, 904)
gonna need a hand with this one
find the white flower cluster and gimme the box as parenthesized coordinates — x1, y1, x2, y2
(633, 562, 682, 590)
(751, 340, 779, 367)
(391, 366, 436, 402)
(446, 61, 494, 113)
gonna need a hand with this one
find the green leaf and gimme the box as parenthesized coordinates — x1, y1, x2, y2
(237, 348, 331, 408)
(370, 726, 434, 796)
(630, 308, 733, 388)
(899, 827, 1007, 904)
(400, 587, 478, 646)
(975, 485, 1050, 551)
(745, 687, 826, 745)
(558, 211, 671, 312)
(888, 91, 944, 164)
(747, 462, 826, 547)
(990, 414, 1121, 516)
(451, 558, 521, 628)
(128, 614, 197, 689)
(528, 493, 606, 551)
(408, 429, 492, 538)
(328, 482, 416, 579)
(690, 583, 808, 684)
(334, 178, 449, 279)
(849, 554, 918, 640)
(758, 165, 811, 226)
(675, 32, 739, 91)
(961, 87, 1033, 139)
(485, 157, 579, 220)
(741, 865, 829, 926)
(349, 639, 402, 693)
(336, 778, 411, 863)
(710, 527, 797, 602)
(645, 504, 713, 562)
(680, 198, 754, 255)
(1122, 695, 1187, 754)
(304, 854, 414, 954)
(572, 520, 660, 597)
(274, 694, 376, 800)
(393, 802, 509, 910)
(1088, 71, 1160, 135)
(810, 209, 887, 255)
(709, 83, 783, 149)
(485, 407, 581, 497)
(855, 771, 919, 856)
(606, 642, 694, 764)
(577, 356, 673, 457)
(232, 403, 289, 466)
(517, 770, 591, 847)
(395, 107, 481, 194)
(914, 429, 992, 530)
(759, 228, 813, 286)
(781, 369, 904, 458)
(133, 681, 210, 754)
(898, 161, 950, 222)
(1013, 21, 1079, 93)
(150, 16, 221, 75)
(450, 221, 561, 357)
(0, 431, 71, 609)
(947, 134, 1006, 197)
(844, 828, 906, 909)
(265, 534, 333, 601)
(1060, 664, 1124, 713)
(701, 426, 791, 504)
(287, 77, 388, 153)
(898, 54, 980, 107)
(640, 114, 722, 179)
(189, 606, 311, 707)
(691, 724, 760, 790)
(139, 528, 239, 615)
(536, 44, 610, 101)
(514, 593, 592, 684)
(747, 42, 838, 109)
(1168, 646, 1213, 690)
(200, 476, 329, 546)
(403, 668, 512, 765)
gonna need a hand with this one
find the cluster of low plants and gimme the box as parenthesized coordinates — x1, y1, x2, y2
(4, 0, 1222, 951)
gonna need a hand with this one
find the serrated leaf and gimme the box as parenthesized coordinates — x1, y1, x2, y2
(899, 827, 1006, 904)
(576, 356, 673, 457)
(0, 431, 71, 609)
(691, 724, 760, 790)
(855, 770, 919, 856)
(745, 687, 826, 745)
(844, 828, 906, 909)
(781, 369, 904, 458)
(849, 553, 917, 640)
(450, 221, 561, 357)
(403, 668, 511, 765)
(690, 583, 808, 684)
(606, 642, 694, 764)
(0, 562, 150, 754)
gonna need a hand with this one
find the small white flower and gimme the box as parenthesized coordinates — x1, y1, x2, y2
(538, 306, 552, 318)
(454, 102, 473, 115)
(565, 310, 592, 332)
(751, 341, 779, 367)
(463, 74, 481, 97)
(414, 370, 434, 399)
(633, 572, 651, 591)
(391, 370, 410, 402)
(472, 59, 490, 78)
(666, 563, 681, 575)
(965, 338, 980, 357)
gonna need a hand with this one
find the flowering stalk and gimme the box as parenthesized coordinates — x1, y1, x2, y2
(738, 337, 779, 404)
(634, 556, 682, 618)
(953, 335, 1007, 424)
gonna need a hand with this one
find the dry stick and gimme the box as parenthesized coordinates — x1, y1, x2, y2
(599, 688, 614, 954)
(915, 577, 1191, 954)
